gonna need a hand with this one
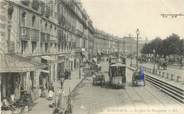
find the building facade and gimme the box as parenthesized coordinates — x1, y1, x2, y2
(0, 0, 95, 109)
(94, 29, 121, 56)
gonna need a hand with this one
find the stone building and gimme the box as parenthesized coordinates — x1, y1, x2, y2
(94, 29, 120, 56)
(0, 0, 95, 109)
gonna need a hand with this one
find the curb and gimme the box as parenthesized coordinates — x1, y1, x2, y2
(70, 77, 86, 95)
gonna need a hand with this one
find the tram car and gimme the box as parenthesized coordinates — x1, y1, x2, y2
(132, 66, 145, 86)
(109, 56, 118, 64)
(109, 62, 126, 88)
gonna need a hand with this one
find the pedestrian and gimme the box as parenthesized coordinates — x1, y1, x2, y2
(48, 90, 54, 100)
(60, 77, 64, 89)
(68, 70, 71, 79)
(38, 87, 42, 97)
(64, 70, 68, 79)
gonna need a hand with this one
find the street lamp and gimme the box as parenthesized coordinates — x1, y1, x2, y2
(130, 54, 133, 66)
(153, 49, 156, 74)
(136, 28, 140, 70)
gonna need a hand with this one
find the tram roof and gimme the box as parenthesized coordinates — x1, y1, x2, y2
(110, 62, 125, 67)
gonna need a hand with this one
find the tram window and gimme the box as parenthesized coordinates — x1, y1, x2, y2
(111, 66, 124, 76)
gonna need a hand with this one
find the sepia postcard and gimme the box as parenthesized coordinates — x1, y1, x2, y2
(0, 0, 184, 114)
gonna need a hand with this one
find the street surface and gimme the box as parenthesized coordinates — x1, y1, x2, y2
(71, 61, 183, 114)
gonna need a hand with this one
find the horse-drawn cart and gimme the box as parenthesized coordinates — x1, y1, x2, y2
(157, 58, 167, 70)
(92, 72, 105, 86)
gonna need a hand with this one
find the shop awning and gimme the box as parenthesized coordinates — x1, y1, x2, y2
(42, 56, 56, 61)
(40, 69, 49, 74)
(0, 54, 46, 73)
(41, 56, 64, 63)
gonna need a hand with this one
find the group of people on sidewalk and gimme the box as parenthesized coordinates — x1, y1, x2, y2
(37, 69, 72, 114)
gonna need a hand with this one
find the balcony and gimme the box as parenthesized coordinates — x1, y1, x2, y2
(73, 47, 82, 53)
(50, 35, 57, 42)
(76, 29, 83, 37)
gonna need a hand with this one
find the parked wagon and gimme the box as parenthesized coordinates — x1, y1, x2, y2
(92, 72, 105, 87)
(157, 58, 167, 70)
(132, 66, 145, 86)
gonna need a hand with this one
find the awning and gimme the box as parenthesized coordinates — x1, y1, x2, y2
(41, 56, 58, 63)
(42, 56, 64, 63)
(42, 56, 56, 61)
(0, 54, 46, 73)
(40, 69, 49, 74)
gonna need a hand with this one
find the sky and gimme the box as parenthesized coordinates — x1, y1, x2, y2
(80, 0, 184, 40)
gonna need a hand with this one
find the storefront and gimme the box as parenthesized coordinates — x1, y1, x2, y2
(57, 55, 65, 80)
(0, 54, 45, 110)
(41, 55, 61, 83)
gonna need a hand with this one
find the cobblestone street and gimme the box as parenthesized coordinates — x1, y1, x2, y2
(71, 61, 183, 114)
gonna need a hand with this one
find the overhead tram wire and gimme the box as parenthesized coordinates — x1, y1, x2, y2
(160, 0, 184, 18)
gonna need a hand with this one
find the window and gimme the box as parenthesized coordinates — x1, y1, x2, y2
(31, 41, 37, 53)
(45, 43, 48, 52)
(22, 12, 26, 26)
(40, 43, 43, 52)
(58, 44, 60, 51)
(32, 15, 36, 26)
(8, 5, 14, 20)
(21, 40, 28, 54)
(45, 22, 47, 28)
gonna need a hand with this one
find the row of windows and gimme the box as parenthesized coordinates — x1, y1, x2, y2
(20, 40, 75, 55)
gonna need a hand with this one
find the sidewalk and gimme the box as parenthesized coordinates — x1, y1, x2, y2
(28, 68, 83, 114)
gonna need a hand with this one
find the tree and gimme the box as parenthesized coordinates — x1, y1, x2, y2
(141, 37, 162, 55)
(179, 39, 184, 56)
(141, 33, 182, 59)
(150, 37, 162, 55)
(162, 33, 180, 57)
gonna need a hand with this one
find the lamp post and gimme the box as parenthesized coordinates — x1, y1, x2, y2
(130, 55, 133, 66)
(136, 29, 140, 70)
(153, 49, 156, 74)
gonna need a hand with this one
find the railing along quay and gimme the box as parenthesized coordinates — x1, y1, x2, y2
(127, 64, 184, 103)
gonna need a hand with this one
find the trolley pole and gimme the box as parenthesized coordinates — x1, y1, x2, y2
(136, 29, 140, 70)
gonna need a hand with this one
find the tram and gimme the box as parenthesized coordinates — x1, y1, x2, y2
(109, 62, 126, 88)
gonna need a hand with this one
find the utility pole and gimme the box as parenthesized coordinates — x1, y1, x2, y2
(136, 29, 140, 70)
(123, 39, 125, 57)
(117, 40, 120, 58)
